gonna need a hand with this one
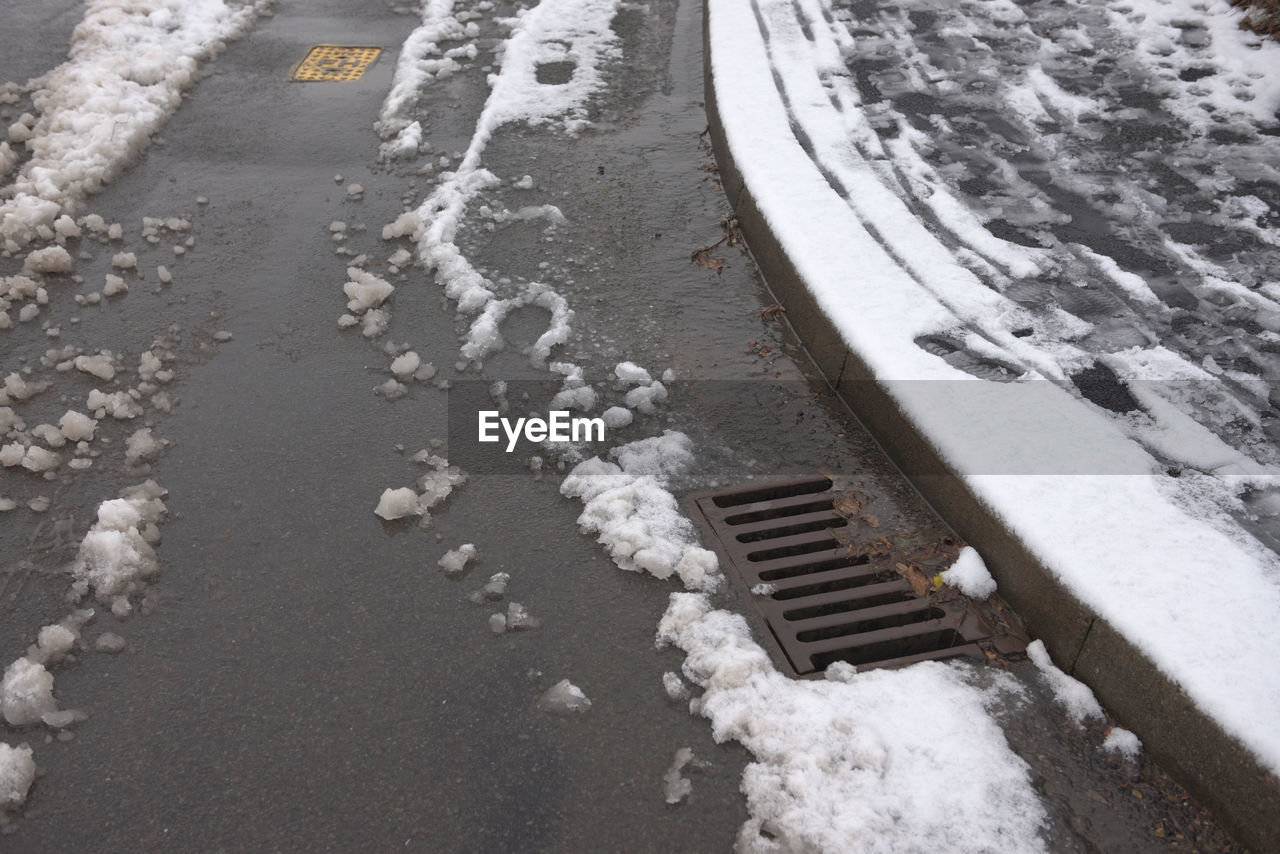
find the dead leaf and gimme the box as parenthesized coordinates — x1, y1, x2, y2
(895, 562, 931, 596)
(860, 513, 880, 528)
(759, 304, 786, 321)
(691, 249, 724, 270)
(832, 493, 862, 519)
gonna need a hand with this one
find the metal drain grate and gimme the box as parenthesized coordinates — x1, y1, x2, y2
(292, 45, 382, 82)
(688, 476, 1026, 676)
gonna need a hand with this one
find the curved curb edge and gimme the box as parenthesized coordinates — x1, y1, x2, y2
(700, 2, 1280, 850)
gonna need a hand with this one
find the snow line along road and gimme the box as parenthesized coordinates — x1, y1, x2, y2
(704, 0, 1280, 848)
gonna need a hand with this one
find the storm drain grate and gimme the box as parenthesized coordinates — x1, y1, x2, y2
(292, 45, 382, 82)
(687, 476, 1027, 676)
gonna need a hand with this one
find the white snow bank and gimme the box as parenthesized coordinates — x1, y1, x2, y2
(560, 431, 720, 591)
(708, 0, 1280, 776)
(658, 593, 1048, 853)
(0, 0, 269, 247)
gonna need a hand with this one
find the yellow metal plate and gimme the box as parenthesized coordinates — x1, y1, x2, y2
(293, 45, 382, 82)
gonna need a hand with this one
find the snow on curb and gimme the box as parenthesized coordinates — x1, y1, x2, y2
(707, 0, 1280, 779)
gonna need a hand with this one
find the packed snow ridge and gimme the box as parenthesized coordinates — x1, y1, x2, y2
(0, 0, 270, 249)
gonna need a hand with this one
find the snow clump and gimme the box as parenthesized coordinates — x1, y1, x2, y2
(1027, 640, 1104, 722)
(0, 658, 57, 726)
(69, 481, 168, 602)
(940, 546, 997, 599)
(437, 543, 477, 576)
(0, 744, 36, 809)
(537, 679, 591, 714)
(1102, 727, 1142, 758)
(560, 431, 720, 591)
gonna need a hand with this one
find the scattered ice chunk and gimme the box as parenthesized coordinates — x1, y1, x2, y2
(476, 572, 510, 601)
(156, 265, 172, 284)
(124, 428, 165, 464)
(74, 353, 115, 380)
(329, 220, 346, 234)
(514, 174, 534, 190)
(615, 361, 652, 384)
(388, 248, 411, 267)
(23, 246, 72, 274)
(347, 183, 363, 197)
(390, 351, 421, 379)
(0, 743, 35, 808)
(30, 624, 77, 666)
(663, 747, 697, 804)
(940, 547, 997, 599)
(31, 424, 65, 449)
(107, 223, 123, 241)
(488, 612, 508, 633)
(27, 497, 50, 513)
(110, 252, 136, 269)
(102, 274, 128, 297)
(213, 330, 232, 342)
(662, 671, 690, 700)
(537, 679, 591, 715)
(625, 381, 667, 414)
(0, 499, 15, 512)
(375, 379, 408, 400)
(1102, 727, 1142, 758)
(750, 583, 776, 596)
(87, 389, 142, 419)
(601, 406, 632, 428)
(1027, 639, 1104, 722)
(0, 657, 57, 726)
(20, 446, 60, 473)
(506, 601, 540, 630)
(41, 709, 88, 730)
(53, 215, 80, 239)
(17, 304, 39, 323)
(374, 487, 420, 521)
(58, 410, 95, 442)
(94, 633, 126, 653)
(0, 443, 24, 467)
(438, 543, 477, 576)
(345, 267, 395, 312)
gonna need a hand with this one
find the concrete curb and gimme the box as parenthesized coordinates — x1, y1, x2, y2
(701, 3, 1279, 850)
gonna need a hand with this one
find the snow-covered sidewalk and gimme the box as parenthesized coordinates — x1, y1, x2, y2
(706, 0, 1280, 847)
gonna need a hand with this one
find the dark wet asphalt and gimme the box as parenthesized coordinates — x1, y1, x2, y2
(0, 0, 1245, 851)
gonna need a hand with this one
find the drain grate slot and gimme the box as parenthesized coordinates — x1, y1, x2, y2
(725, 500, 834, 525)
(758, 555, 869, 583)
(688, 475, 1027, 676)
(710, 478, 832, 508)
(736, 514, 845, 542)
(794, 604, 946, 643)
(781, 586, 916, 621)
(811, 631, 965, 670)
(747, 534, 846, 562)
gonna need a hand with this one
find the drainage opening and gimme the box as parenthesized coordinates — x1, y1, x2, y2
(811, 629, 964, 671)
(687, 475, 1027, 676)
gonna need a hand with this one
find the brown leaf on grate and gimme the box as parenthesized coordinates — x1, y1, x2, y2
(832, 492, 862, 518)
(861, 513, 880, 528)
(896, 562, 932, 597)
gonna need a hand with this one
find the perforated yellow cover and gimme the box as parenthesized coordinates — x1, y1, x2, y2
(293, 45, 381, 82)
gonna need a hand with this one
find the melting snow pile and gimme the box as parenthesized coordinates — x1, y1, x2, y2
(560, 431, 720, 591)
(659, 593, 1048, 853)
